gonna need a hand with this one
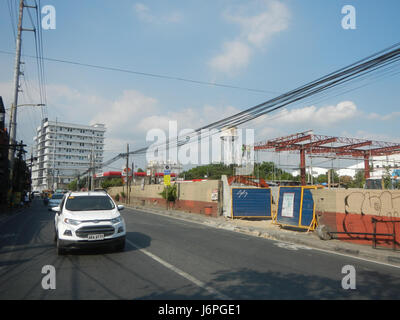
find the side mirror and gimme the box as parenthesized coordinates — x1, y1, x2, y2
(51, 206, 61, 213)
(117, 205, 124, 211)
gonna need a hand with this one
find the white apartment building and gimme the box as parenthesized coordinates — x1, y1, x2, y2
(31, 118, 106, 191)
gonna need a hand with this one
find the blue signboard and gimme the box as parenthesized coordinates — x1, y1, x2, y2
(276, 186, 317, 230)
(231, 188, 272, 218)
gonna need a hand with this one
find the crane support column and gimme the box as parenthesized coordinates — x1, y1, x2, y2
(364, 153, 370, 179)
(300, 148, 306, 186)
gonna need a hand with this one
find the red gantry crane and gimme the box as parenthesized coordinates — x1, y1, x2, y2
(254, 131, 400, 186)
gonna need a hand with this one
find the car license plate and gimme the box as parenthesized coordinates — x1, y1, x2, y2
(88, 234, 104, 241)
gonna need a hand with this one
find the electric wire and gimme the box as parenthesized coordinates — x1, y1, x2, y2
(0, 50, 279, 96)
(122, 45, 400, 159)
(92, 43, 400, 178)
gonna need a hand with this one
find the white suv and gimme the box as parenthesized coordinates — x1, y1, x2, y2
(53, 191, 126, 255)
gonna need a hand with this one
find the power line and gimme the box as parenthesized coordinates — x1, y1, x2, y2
(7, 0, 17, 41)
(102, 42, 400, 168)
(0, 49, 279, 95)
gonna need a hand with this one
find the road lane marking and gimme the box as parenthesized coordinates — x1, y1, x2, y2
(307, 246, 400, 270)
(126, 239, 230, 300)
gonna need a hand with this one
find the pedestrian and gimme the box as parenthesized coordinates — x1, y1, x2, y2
(24, 192, 30, 208)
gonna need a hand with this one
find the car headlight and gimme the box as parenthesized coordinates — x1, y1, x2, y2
(64, 218, 82, 226)
(110, 216, 122, 224)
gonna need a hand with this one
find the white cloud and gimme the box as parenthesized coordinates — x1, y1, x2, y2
(29, 83, 241, 160)
(264, 101, 358, 126)
(366, 111, 400, 121)
(346, 130, 400, 143)
(208, 41, 252, 74)
(209, 0, 290, 75)
(134, 3, 183, 24)
(224, 0, 290, 47)
(91, 89, 159, 138)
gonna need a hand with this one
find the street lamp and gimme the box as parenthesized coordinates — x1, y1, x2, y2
(17, 103, 45, 107)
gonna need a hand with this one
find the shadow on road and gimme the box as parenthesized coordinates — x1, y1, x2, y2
(208, 267, 400, 299)
(0, 199, 53, 247)
(134, 266, 400, 300)
(64, 232, 151, 256)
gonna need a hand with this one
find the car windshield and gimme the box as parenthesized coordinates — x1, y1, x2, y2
(51, 194, 64, 200)
(65, 196, 115, 211)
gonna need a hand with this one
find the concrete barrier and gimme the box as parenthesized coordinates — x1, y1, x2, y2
(108, 180, 221, 217)
(312, 188, 400, 249)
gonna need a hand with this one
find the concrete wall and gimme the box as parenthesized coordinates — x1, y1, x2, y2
(108, 180, 221, 217)
(311, 188, 400, 249)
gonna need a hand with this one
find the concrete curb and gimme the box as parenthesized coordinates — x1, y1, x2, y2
(123, 204, 400, 268)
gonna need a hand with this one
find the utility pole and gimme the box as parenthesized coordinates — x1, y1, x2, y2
(8, 0, 24, 183)
(130, 160, 134, 204)
(126, 144, 129, 204)
(88, 151, 95, 191)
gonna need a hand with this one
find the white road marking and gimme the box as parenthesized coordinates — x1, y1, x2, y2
(274, 242, 312, 251)
(309, 246, 400, 270)
(126, 239, 230, 300)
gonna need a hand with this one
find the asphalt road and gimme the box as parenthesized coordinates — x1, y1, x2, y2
(1, 198, 400, 300)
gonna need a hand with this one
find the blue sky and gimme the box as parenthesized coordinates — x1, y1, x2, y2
(1, 0, 400, 171)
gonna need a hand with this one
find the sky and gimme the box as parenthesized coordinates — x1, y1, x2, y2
(1, 0, 400, 173)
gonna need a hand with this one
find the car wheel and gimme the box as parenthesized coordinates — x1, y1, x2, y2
(115, 240, 125, 252)
(56, 238, 66, 255)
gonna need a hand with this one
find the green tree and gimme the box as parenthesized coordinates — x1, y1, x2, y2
(101, 177, 123, 189)
(316, 174, 328, 184)
(315, 170, 339, 185)
(382, 166, 393, 189)
(160, 184, 177, 202)
(253, 162, 295, 181)
(340, 175, 353, 188)
(350, 170, 365, 188)
(67, 179, 78, 191)
(180, 164, 234, 180)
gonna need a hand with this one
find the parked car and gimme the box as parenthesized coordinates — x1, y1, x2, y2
(52, 191, 126, 255)
(47, 193, 64, 211)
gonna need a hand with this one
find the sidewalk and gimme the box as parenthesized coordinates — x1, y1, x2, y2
(123, 202, 400, 267)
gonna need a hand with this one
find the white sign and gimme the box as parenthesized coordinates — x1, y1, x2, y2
(211, 189, 218, 201)
(281, 193, 295, 218)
